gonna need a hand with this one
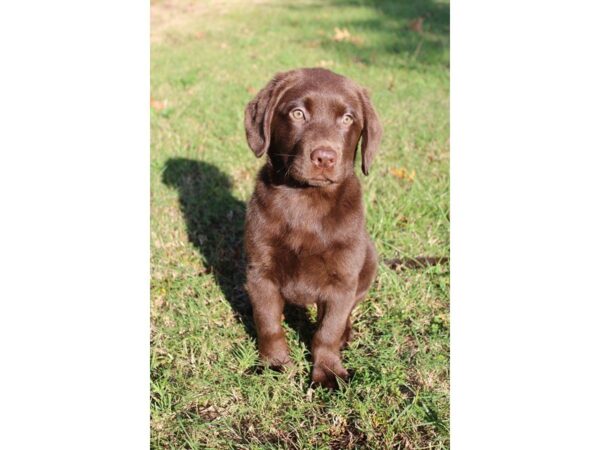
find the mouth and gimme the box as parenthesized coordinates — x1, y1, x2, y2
(285, 163, 337, 187)
(305, 177, 335, 187)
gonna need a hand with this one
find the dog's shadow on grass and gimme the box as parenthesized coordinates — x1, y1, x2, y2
(162, 158, 316, 355)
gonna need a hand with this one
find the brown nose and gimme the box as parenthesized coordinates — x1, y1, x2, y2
(310, 148, 337, 169)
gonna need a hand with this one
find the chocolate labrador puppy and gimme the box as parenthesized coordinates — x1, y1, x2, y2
(244, 68, 382, 388)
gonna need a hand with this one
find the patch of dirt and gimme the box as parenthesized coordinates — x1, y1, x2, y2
(151, 0, 271, 43)
(151, 0, 215, 43)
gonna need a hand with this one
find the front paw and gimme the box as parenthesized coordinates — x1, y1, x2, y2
(259, 339, 291, 370)
(311, 353, 349, 389)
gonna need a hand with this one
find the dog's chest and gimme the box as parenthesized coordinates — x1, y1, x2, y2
(275, 196, 339, 254)
(276, 243, 345, 304)
(272, 214, 354, 304)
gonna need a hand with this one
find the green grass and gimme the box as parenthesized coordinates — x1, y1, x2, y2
(151, 0, 449, 448)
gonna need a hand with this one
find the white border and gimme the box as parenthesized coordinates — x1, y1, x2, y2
(452, 1, 600, 448)
(0, 1, 149, 448)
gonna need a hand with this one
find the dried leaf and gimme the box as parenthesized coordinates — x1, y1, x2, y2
(409, 17, 424, 33)
(317, 59, 334, 67)
(150, 97, 167, 111)
(198, 404, 221, 421)
(332, 27, 364, 45)
(333, 27, 351, 42)
(390, 167, 416, 181)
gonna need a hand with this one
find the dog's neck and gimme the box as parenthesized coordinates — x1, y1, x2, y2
(261, 163, 352, 194)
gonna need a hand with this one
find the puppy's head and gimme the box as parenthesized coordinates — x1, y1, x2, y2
(244, 68, 382, 186)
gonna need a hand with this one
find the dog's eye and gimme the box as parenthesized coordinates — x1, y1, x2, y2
(342, 114, 353, 125)
(290, 109, 305, 121)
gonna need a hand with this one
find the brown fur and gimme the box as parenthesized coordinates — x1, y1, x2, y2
(244, 68, 382, 388)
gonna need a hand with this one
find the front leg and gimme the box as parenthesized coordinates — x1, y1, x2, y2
(246, 273, 290, 368)
(317, 303, 354, 350)
(311, 289, 355, 388)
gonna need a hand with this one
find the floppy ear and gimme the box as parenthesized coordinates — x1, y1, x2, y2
(359, 89, 383, 175)
(244, 71, 296, 157)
